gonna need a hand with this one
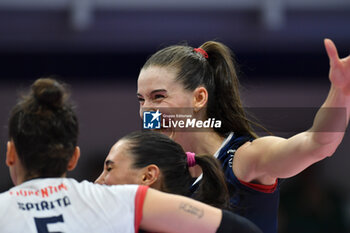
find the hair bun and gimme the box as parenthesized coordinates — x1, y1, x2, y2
(32, 78, 65, 108)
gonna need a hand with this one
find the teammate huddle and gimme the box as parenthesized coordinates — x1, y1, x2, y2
(0, 38, 349, 233)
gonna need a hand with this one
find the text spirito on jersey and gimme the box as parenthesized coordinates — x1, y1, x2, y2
(17, 196, 71, 211)
(8, 183, 71, 212)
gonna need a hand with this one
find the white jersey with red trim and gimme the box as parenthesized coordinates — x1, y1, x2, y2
(0, 178, 145, 233)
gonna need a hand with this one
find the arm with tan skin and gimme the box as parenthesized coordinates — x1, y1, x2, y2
(233, 39, 350, 185)
(140, 188, 262, 233)
(140, 188, 220, 233)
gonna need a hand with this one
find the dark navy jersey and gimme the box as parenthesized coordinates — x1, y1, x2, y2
(191, 133, 280, 233)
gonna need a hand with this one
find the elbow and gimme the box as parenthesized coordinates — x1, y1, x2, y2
(309, 131, 343, 158)
(311, 141, 338, 160)
(322, 145, 338, 158)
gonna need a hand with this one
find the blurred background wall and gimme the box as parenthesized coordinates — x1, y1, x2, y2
(0, 0, 349, 232)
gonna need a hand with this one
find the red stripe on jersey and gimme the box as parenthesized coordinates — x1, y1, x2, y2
(238, 179, 278, 193)
(134, 185, 149, 233)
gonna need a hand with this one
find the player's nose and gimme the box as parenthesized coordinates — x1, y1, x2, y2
(94, 173, 105, 185)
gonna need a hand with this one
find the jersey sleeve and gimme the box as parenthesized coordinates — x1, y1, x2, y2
(223, 151, 280, 194)
(78, 181, 141, 232)
(134, 185, 149, 233)
(237, 178, 278, 193)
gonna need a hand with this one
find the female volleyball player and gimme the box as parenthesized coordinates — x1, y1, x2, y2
(136, 39, 350, 233)
(0, 78, 262, 233)
(95, 130, 230, 208)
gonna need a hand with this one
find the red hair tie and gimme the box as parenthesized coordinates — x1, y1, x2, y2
(193, 48, 208, 59)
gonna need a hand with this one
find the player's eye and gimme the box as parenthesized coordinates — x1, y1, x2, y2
(106, 167, 112, 172)
(137, 97, 145, 102)
(154, 94, 164, 99)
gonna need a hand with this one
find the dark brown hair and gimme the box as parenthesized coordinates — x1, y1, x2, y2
(8, 78, 79, 180)
(122, 131, 230, 209)
(142, 41, 259, 138)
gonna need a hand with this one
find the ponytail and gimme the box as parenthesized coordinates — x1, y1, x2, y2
(193, 154, 230, 209)
(200, 42, 258, 137)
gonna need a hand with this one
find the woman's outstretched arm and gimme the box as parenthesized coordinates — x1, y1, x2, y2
(233, 39, 350, 185)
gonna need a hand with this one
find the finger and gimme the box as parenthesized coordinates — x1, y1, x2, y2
(324, 38, 339, 66)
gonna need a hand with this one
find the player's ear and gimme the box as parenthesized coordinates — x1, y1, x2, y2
(140, 164, 160, 186)
(67, 146, 80, 171)
(193, 86, 208, 112)
(6, 141, 17, 167)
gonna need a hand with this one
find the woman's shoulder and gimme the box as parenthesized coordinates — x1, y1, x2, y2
(217, 133, 253, 159)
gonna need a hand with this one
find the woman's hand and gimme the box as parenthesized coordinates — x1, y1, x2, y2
(325, 39, 350, 95)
